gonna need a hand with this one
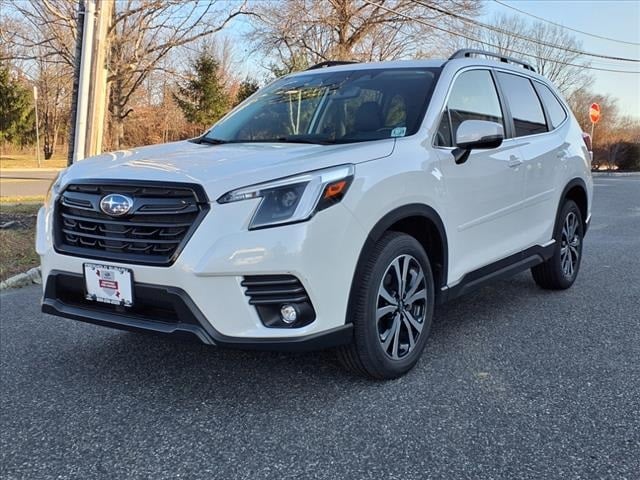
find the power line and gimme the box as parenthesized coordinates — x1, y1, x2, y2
(362, 0, 639, 74)
(414, 0, 639, 63)
(492, 0, 640, 46)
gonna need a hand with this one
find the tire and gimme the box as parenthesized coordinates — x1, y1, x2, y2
(531, 199, 584, 290)
(338, 232, 435, 380)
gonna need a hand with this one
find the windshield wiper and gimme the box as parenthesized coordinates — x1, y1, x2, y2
(273, 136, 336, 145)
(199, 137, 229, 145)
(199, 136, 335, 145)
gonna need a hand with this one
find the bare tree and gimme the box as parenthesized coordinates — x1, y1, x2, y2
(35, 54, 73, 159)
(106, 0, 250, 148)
(1, 0, 250, 149)
(0, 11, 73, 158)
(448, 13, 593, 96)
(249, 0, 481, 74)
(567, 88, 640, 169)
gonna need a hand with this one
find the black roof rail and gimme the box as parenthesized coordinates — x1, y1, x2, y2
(448, 49, 536, 73)
(306, 60, 358, 70)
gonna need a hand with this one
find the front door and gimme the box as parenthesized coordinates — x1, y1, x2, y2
(435, 69, 527, 284)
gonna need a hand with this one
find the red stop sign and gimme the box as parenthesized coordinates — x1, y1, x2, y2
(589, 103, 601, 124)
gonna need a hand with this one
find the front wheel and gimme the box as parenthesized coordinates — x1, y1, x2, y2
(338, 232, 435, 379)
(531, 199, 584, 290)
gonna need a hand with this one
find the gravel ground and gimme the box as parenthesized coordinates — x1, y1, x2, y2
(1, 176, 639, 479)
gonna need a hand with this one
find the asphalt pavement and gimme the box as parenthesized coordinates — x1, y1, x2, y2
(0, 170, 60, 197)
(1, 176, 639, 479)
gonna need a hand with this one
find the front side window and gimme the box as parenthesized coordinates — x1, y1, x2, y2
(496, 72, 547, 137)
(535, 82, 567, 129)
(203, 68, 438, 145)
(436, 69, 504, 147)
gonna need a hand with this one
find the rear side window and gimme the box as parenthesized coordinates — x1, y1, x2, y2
(535, 82, 567, 129)
(436, 70, 504, 147)
(496, 72, 547, 137)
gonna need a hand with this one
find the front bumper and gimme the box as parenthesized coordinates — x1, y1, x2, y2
(37, 193, 368, 346)
(42, 271, 352, 351)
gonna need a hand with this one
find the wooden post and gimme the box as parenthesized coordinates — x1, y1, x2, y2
(86, 0, 114, 157)
(72, 0, 96, 162)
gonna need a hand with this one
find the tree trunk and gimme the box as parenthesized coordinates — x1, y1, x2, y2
(114, 115, 124, 149)
(108, 102, 125, 150)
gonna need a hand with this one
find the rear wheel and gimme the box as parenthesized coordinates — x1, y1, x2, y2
(531, 199, 584, 290)
(338, 232, 435, 379)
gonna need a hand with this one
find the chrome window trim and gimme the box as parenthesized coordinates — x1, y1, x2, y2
(431, 65, 570, 150)
(430, 66, 503, 149)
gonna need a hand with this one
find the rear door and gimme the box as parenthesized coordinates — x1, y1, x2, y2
(435, 69, 527, 284)
(495, 72, 567, 245)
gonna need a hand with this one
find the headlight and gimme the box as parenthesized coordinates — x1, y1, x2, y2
(218, 164, 355, 229)
(45, 172, 63, 205)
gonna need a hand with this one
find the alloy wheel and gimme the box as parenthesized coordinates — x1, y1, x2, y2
(560, 211, 581, 279)
(376, 254, 428, 360)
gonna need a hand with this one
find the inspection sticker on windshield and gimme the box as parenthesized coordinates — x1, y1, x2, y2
(391, 127, 407, 138)
(84, 263, 134, 307)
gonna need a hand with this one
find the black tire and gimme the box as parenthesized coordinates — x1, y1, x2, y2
(337, 232, 435, 380)
(531, 199, 584, 290)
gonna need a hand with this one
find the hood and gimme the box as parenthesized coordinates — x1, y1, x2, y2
(60, 139, 395, 201)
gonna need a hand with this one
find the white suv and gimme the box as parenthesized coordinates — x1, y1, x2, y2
(37, 50, 593, 379)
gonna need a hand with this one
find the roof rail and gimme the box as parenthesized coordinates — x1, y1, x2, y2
(448, 49, 536, 73)
(306, 60, 358, 70)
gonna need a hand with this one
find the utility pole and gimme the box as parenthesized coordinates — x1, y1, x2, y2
(69, 0, 113, 163)
(67, 0, 85, 166)
(86, 0, 114, 157)
(72, 0, 96, 163)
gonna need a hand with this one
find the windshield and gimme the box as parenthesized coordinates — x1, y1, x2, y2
(202, 68, 439, 145)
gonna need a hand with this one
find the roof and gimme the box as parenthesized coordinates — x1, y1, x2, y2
(292, 57, 547, 83)
(289, 59, 447, 75)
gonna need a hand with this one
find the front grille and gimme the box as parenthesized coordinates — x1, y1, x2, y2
(54, 181, 209, 266)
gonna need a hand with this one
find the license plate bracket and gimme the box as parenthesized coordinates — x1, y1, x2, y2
(84, 263, 134, 307)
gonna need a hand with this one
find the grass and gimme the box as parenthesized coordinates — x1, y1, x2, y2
(0, 152, 67, 169)
(0, 196, 45, 205)
(0, 195, 44, 207)
(0, 203, 41, 282)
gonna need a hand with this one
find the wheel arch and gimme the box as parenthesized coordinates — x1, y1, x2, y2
(558, 178, 589, 234)
(346, 204, 449, 324)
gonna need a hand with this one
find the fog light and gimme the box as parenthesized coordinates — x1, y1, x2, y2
(280, 304, 298, 324)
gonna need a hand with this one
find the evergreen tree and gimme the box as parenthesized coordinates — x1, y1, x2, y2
(174, 53, 229, 130)
(0, 66, 34, 147)
(235, 79, 260, 105)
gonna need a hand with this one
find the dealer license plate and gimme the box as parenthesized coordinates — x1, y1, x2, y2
(84, 263, 134, 307)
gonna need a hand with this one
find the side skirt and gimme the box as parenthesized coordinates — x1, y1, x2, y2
(437, 243, 555, 304)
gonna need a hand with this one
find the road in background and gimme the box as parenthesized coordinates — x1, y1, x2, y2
(1, 176, 639, 479)
(0, 170, 60, 198)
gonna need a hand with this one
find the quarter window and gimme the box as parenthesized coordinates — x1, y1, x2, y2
(496, 72, 547, 137)
(535, 82, 567, 129)
(436, 70, 504, 147)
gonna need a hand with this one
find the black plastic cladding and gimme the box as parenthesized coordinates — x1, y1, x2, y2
(53, 179, 210, 267)
(241, 275, 317, 328)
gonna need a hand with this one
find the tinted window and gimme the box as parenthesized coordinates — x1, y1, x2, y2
(436, 70, 503, 147)
(497, 72, 547, 137)
(205, 68, 437, 145)
(536, 82, 567, 129)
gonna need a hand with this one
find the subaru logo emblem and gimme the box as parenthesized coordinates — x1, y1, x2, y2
(100, 194, 134, 217)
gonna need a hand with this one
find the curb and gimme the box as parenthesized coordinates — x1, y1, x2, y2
(0, 267, 42, 291)
(592, 171, 640, 177)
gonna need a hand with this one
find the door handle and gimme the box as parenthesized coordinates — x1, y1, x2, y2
(508, 157, 523, 168)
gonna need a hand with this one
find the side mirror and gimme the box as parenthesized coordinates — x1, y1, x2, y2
(452, 120, 504, 165)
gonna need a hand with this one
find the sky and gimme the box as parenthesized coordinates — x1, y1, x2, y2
(484, 0, 640, 119)
(224, 0, 639, 119)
